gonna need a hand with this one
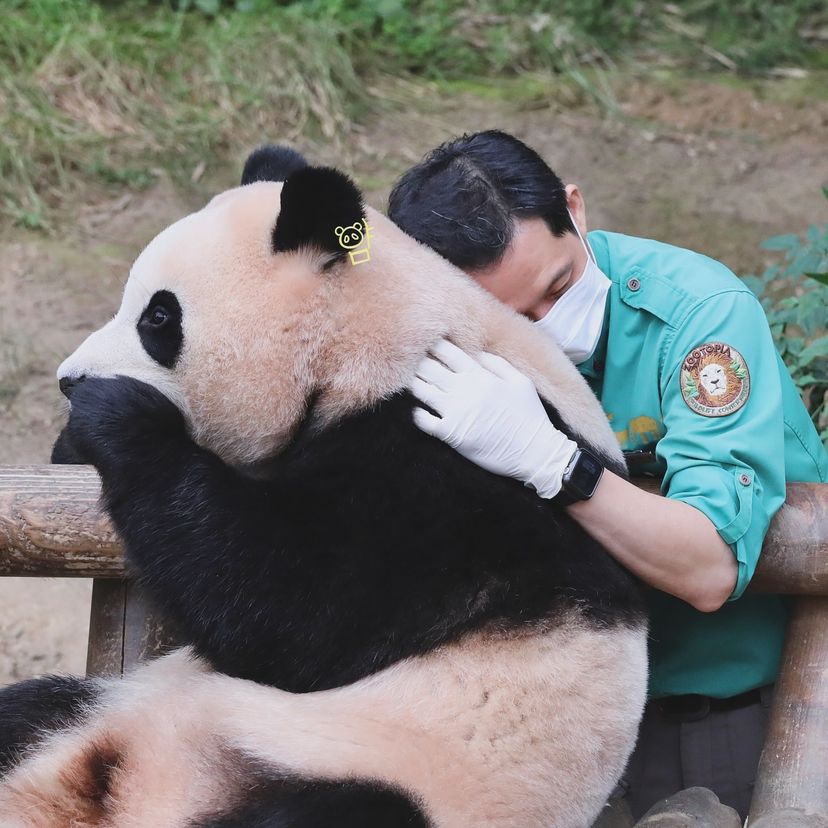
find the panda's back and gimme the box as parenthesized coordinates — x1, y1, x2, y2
(171, 391, 645, 693)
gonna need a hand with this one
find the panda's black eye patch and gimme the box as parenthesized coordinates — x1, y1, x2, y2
(138, 290, 183, 369)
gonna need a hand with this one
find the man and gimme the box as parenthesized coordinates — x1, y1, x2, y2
(387, 130, 827, 820)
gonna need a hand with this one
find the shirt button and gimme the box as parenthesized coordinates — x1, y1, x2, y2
(739, 473, 752, 486)
(627, 277, 641, 291)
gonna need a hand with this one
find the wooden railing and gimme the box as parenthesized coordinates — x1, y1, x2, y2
(0, 465, 826, 822)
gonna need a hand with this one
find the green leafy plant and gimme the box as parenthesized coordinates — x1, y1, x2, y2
(743, 188, 828, 447)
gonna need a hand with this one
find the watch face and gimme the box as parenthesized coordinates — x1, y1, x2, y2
(569, 451, 602, 496)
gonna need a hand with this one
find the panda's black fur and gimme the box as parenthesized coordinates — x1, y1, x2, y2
(48, 373, 641, 695)
(0, 675, 95, 777)
(0, 146, 645, 826)
(199, 775, 428, 828)
(244, 144, 366, 264)
(271, 165, 366, 263)
(241, 145, 309, 186)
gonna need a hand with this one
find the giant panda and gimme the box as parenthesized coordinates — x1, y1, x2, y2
(0, 146, 647, 828)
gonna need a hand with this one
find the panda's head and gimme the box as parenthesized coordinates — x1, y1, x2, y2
(58, 144, 625, 471)
(57, 146, 379, 466)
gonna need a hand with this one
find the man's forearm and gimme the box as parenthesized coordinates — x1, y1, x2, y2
(567, 470, 738, 612)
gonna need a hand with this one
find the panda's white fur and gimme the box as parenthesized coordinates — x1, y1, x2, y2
(58, 184, 623, 468)
(0, 624, 645, 827)
(0, 172, 647, 827)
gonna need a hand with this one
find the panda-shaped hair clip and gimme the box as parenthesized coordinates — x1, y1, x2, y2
(335, 218, 374, 266)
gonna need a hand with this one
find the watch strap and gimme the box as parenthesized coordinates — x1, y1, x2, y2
(556, 447, 604, 506)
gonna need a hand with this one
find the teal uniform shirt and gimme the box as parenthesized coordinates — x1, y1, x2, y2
(581, 230, 827, 699)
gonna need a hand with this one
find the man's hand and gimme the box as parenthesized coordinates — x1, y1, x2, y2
(408, 339, 578, 499)
(409, 340, 737, 610)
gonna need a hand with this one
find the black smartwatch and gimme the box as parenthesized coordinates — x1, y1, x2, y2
(556, 447, 604, 506)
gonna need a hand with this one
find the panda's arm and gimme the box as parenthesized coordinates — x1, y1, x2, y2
(62, 376, 294, 679)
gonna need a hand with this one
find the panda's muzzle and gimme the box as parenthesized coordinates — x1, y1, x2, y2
(59, 375, 86, 399)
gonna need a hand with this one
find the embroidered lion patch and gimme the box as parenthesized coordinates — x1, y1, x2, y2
(680, 342, 750, 417)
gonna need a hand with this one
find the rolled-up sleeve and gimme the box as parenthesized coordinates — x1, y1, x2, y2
(656, 290, 787, 599)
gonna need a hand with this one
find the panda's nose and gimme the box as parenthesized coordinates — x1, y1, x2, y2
(59, 375, 86, 399)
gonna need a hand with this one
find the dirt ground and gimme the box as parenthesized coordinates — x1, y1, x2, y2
(1, 74, 826, 686)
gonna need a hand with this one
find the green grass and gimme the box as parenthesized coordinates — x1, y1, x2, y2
(0, 0, 825, 228)
(429, 75, 593, 108)
(281, 0, 827, 76)
(0, 0, 365, 229)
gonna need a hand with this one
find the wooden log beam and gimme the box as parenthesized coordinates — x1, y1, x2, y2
(0, 466, 122, 577)
(1, 466, 826, 594)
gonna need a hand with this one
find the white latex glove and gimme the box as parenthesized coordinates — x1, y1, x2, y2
(409, 339, 578, 499)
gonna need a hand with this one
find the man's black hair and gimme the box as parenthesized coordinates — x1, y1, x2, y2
(387, 130, 575, 271)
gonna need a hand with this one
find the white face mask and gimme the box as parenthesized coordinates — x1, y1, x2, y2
(533, 212, 610, 364)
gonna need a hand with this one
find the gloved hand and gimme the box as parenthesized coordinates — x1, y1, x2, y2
(408, 339, 578, 499)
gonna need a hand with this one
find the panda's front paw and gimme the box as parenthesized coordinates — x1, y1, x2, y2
(64, 376, 185, 470)
(51, 425, 86, 464)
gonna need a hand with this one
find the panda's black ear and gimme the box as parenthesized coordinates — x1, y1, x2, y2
(272, 166, 365, 265)
(241, 145, 309, 185)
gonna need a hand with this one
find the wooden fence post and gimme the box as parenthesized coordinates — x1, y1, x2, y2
(748, 597, 828, 823)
